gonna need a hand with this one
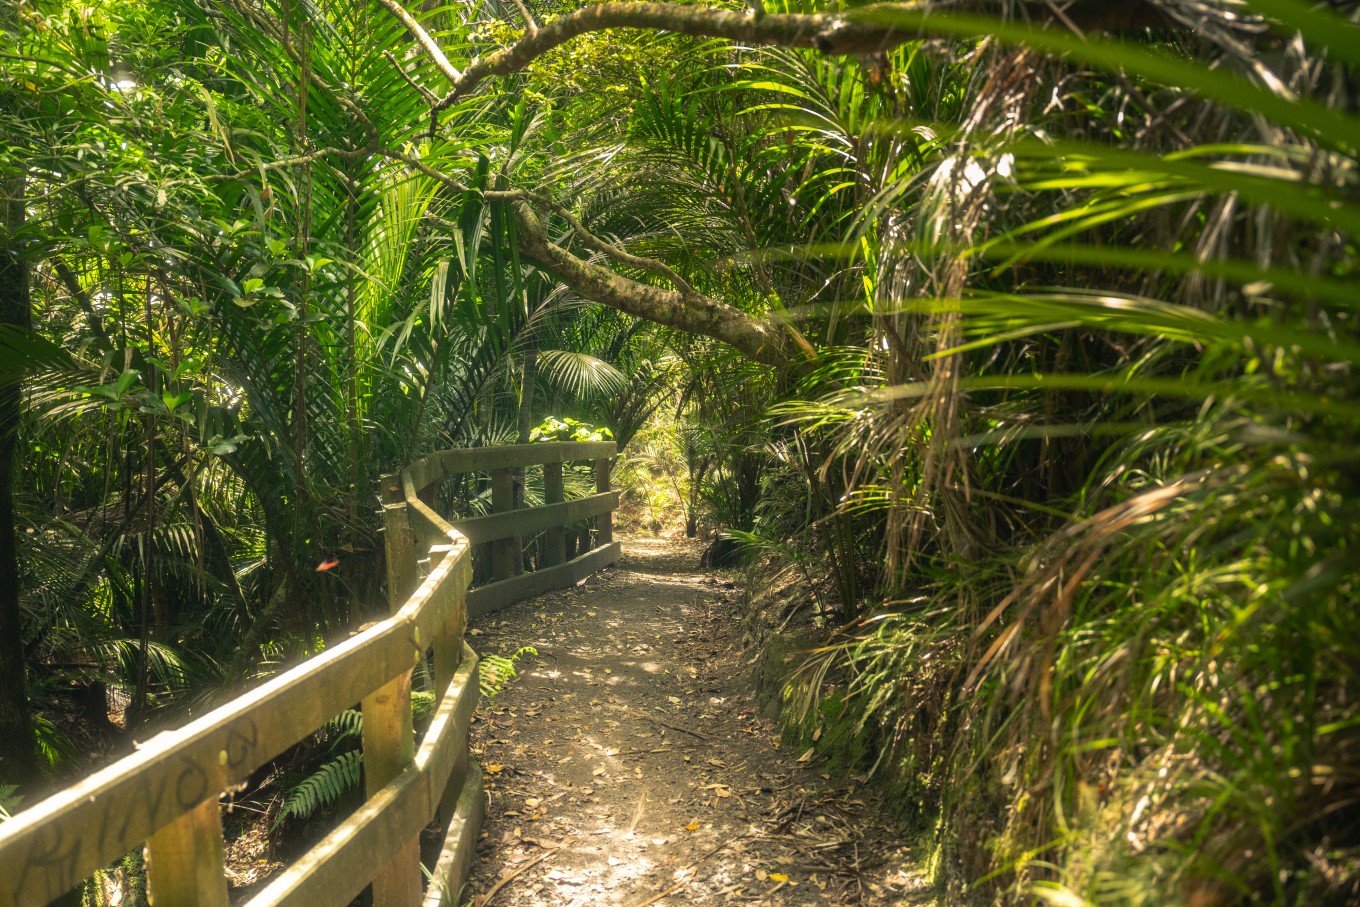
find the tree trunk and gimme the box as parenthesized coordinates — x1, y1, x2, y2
(517, 339, 539, 444)
(0, 173, 37, 782)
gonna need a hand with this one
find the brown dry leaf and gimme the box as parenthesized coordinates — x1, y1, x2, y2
(797, 747, 815, 763)
(486, 763, 505, 774)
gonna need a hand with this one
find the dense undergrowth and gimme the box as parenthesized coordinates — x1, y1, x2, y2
(713, 8, 1360, 903)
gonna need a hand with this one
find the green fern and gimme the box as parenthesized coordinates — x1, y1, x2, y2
(412, 690, 436, 725)
(326, 708, 363, 743)
(273, 750, 363, 829)
(479, 646, 537, 700)
(0, 783, 21, 822)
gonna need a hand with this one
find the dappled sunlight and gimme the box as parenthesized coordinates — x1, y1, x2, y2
(468, 538, 920, 905)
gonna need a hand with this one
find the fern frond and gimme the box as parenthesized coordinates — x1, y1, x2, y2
(274, 750, 363, 828)
(326, 708, 363, 743)
(478, 646, 538, 700)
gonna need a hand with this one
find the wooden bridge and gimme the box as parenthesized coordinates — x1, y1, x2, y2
(0, 441, 619, 907)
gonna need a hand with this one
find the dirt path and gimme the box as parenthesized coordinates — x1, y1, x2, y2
(464, 535, 927, 907)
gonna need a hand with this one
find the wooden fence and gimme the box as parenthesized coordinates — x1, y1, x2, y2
(0, 441, 618, 907)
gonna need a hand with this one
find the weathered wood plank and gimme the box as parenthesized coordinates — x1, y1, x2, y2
(363, 670, 419, 907)
(143, 797, 229, 907)
(383, 474, 421, 610)
(0, 543, 469, 907)
(421, 766, 484, 907)
(402, 471, 455, 552)
(449, 491, 618, 546)
(542, 462, 566, 567)
(595, 457, 614, 547)
(405, 456, 448, 501)
(241, 645, 479, 907)
(433, 441, 614, 475)
(490, 468, 517, 582)
(467, 541, 621, 619)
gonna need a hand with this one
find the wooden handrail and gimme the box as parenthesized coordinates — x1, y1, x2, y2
(0, 441, 619, 907)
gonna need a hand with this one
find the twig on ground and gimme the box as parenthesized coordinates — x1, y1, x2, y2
(622, 705, 716, 741)
(632, 880, 687, 907)
(474, 847, 556, 907)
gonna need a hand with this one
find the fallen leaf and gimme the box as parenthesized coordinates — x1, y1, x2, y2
(797, 747, 815, 763)
(684, 823, 700, 831)
(486, 763, 505, 774)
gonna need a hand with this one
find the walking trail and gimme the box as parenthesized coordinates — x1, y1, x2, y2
(463, 535, 928, 907)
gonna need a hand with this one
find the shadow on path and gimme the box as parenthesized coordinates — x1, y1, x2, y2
(463, 534, 928, 907)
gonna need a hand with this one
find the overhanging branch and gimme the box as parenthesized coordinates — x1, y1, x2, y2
(511, 201, 804, 368)
(423, 0, 1176, 106)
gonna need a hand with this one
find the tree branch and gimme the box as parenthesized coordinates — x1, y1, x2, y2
(425, 0, 1175, 107)
(510, 200, 803, 368)
(374, 0, 462, 85)
(378, 148, 698, 296)
(492, 190, 698, 297)
(383, 50, 438, 106)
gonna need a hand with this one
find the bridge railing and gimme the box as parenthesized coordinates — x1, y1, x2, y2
(0, 441, 618, 907)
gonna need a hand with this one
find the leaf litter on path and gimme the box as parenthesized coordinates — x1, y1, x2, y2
(465, 535, 930, 906)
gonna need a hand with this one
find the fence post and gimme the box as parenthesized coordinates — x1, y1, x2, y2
(370, 472, 421, 905)
(595, 455, 613, 548)
(363, 667, 418, 907)
(381, 473, 419, 609)
(491, 467, 518, 581)
(144, 797, 230, 907)
(543, 456, 566, 567)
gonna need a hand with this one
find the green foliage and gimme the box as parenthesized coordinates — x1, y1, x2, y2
(529, 417, 612, 444)
(0, 781, 21, 821)
(479, 646, 537, 701)
(273, 750, 363, 829)
(5, 0, 1359, 903)
(273, 690, 438, 830)
(753, 8, 1360, 904)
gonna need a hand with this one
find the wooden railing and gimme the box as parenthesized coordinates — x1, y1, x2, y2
(0, 441, 618, 907)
